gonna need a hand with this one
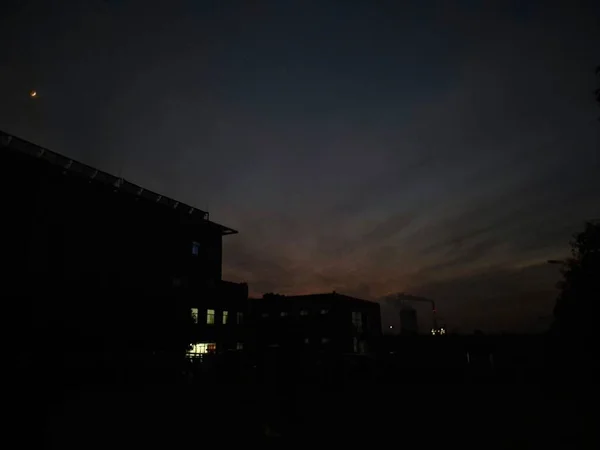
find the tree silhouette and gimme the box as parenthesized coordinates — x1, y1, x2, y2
(551, 221, 599, 340)
(552, 67, 600, 335)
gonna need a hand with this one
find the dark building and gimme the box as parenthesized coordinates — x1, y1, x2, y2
(400, 305, 419, 335)
(250, 292, 382, 356)
(1, 130, 247, 362)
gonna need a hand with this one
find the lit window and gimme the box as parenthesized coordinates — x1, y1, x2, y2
(352, 311, 363, 332)
(206, 309, 215, 325)
(300, 309, 308, 316)
(321, 337, 330, 344)
(236, 342, 243, 351)
(236, 311, 243, 324)
(187, 342, 216, 358)
(222, 310, 229, 325)
(280, 311, 288, 317)
(192, 241, 200, 256)
(190, 308, 198, 324)
(320, 309, 329, 315)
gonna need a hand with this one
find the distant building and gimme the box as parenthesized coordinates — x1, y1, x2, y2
(400, 305, 419, 335)
(1, 130, 247, 359)
(250, 292, 381, 355)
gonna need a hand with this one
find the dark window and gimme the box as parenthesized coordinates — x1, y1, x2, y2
(192, 241, 200, 256)
(352, 312, 363, 332)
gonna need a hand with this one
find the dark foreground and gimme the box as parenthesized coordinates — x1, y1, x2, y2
(27, 382, 589, 448)
(10, 335, 594, 447)
(13, 349, 595, 448)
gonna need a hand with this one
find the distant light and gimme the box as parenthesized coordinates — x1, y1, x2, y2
(389, 325, 393, 329)
(29, 90, 37, 98)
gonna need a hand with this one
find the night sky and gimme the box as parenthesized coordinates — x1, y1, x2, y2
(2, 1, 599, 333)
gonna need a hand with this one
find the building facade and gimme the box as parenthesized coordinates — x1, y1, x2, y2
(250, 292, 382, 356)
(1, 130, 247, 360)
(186, 280, 249, 358)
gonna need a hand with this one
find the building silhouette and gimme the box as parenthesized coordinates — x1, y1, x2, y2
(1, 130, 247, 362)
(250, 292, 381, 355)
(400, 305, 419, 335)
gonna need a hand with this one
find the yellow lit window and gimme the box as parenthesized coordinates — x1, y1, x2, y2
(206, 309, 215, 325)
(187, 342, 216, 358)
(190, 308, 198, 324)
(222, 311, 229, 325)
